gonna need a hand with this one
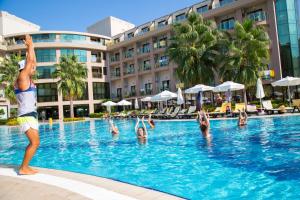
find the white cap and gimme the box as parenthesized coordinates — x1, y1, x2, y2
(18, 60, 26, 71)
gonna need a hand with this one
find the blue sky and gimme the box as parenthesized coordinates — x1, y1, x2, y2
(0, 0, 201, 32)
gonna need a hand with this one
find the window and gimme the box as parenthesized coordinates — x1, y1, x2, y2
(197, 6, 208, 14)
(218, 18, 235, 30)
(115, 67, 121, 77)
(117, 88, 122, 98)
(159, 55, 169, 66)
(60, 49, 87, 62)
(35, 49, 56, 62)
(91, 52, 102, 63)
(161, 80, 170, 91)
(158, 20, 167, 28)
(114, 38, 120, 43)
(127, 32, 134, 39)
(125, 48, 134, 58)
(130, 85, 136, 96)
(103, 67, 107, 75)
(247, 9, 266, 22)
(141, 27, 150, 33)
(37, 83, 58, 102)
(37, 66, 56, 79)
(142, 43, 151, 53)
(145, 83, 152, 95)
(32, 34, 56, 43)
(143, 60, 151, 70)
(60, 34, 86, 42)
(220, 0, 235, 7)
(93, 82, 110, 99)
(92, 67, 103, 78)
(175, 13, 186, 22)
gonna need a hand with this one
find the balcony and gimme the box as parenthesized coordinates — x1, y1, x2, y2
(153, 40, 167, 50)
(123, 66, 135, 75)
(155, 59, 169, 68)
(110, 55, 120, 63)
(213, 0, 236, 9)
(139, 64, 152, 72)
(137, 46, 151, 55)
(124, 51, 134, 59)
(248, 11, 267, 23)
(91, 55, 102, 63)
(110, 71, 121, 79)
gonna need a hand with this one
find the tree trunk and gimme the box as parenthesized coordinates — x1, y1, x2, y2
(70, 97, 74, 118)
(212, 68, 221, 85)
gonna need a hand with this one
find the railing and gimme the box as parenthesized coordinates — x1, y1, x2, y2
(5, 38, 106, 46)
(145, 89, 152, 95)
(123, 67, 135, 75)
(155, 60, 169, 68)
(110, 72, 121, 78)
(129, 92, 136, 97)
(139, 64, 151, 72)
(110, 56, 120, 62)
(214, 0, 236, 9)
(91, 56, 102, 63)
(248, 11, 267, 22)
(124, 51, 134, 58)
(137, 47, 151, 54)
(153, 41, 167, 49)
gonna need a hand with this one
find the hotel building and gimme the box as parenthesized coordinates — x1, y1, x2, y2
(1, 0, 300, 119)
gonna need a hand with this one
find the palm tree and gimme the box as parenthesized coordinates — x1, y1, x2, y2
(167, 11, 224, 87)
(53, 55, 88, 118)
(0, 55, 22, 117)
(220, 19, 270, 95)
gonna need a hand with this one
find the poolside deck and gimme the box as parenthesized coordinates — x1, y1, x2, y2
(0, 165, 184, 200)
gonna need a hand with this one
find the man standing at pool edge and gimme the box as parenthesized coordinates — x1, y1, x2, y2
(15, 35, 39, 175)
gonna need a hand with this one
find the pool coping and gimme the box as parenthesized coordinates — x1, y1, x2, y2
(0, 164, 185, 200)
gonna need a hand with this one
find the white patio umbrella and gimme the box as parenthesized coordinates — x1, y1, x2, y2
(256, 78, 265, 110)
(177, 88, 184, 105)
(117, 99, 132, 111)
(213, 81, 245, 103)
(271, 76, 300, 106)
(102, 101, 117, 113)
(150, 90, 177, 102)
(141, 96, 152, 102)
(134, 98, 139, 109)
(185, 84, 214, 94)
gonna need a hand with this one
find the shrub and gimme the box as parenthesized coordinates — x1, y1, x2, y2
(0, 118, 18, 126)
(0, 119, 7, 125)
(63, 117, 85, 122)
(89, 113, 103, 118)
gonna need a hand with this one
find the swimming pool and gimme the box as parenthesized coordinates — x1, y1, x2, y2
(0, 116, 300, 199)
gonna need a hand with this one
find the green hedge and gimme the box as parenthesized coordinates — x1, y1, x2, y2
(89, 113, 104, 118)
(63, 117, 85, 122)
(0, 118, 18, 126)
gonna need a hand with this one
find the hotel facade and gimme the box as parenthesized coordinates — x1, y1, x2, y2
(0, 0, 300, 119)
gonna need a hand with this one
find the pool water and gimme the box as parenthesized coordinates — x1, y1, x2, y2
(0, 116, 300, 199)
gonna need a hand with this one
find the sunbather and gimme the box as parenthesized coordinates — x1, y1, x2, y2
(238, 109, 248, 126)
(135, 116, 148, 144)
(109, 118, 119, 135)
(197, 111, 210, 138)
(147, 114, 155, 129)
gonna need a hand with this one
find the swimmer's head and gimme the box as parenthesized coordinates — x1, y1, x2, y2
(137, 127, 145, 136)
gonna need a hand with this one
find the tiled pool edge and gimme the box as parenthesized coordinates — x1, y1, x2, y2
(0, 165, 184, 200)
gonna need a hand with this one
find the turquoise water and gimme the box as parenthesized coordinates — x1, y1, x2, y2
(0, 116, 300, 199)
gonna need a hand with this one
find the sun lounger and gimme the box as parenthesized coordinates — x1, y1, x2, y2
(152, 107, 168, 119)
(178, 106, 197, 119)
(292, 99, 300, 112)
(178, 109, 187, 115)
(246, 105, 258, 115)
(209, 103, 231, 118)
(165, 106, 181, 119)
(156, 107, 174, 119)
(232, 103, 246, 116)
(262, 100, 280, 114)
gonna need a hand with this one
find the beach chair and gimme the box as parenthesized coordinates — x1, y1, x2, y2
(156, 107, 174, 119)
(165, 106, 181, 119)
(152, 107, 167, 119)
(292, 99, 300, 112)
(246, 105, 258, 115)
(262, 100, 280, 114)
(209, 103, 231, 118)
(232, 103, 246, 117)
(178, 108, 187, 115)
(178, 106, 197, 119)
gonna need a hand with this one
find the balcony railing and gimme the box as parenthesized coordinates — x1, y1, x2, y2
(91, 56, 102, 63)
(153, 40, 167, 49)
(124, 51, 134, 58)
(214, 0, 236, 9)
(139, 64, 151, 72)
(110, 56, 120, 62)
(155, 59, 169, 68)
(123, 67, 135, 75)
(129, 92, 136, 97)
(137, 47, 151, 54)
(145, 89, 152, 95)
(111, 72, 121, 78)
(248, 11, 267, 22)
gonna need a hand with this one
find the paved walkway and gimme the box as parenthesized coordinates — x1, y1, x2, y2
(0, 165, 184, 200)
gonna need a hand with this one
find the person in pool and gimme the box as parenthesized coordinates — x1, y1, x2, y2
(147, 113, 155, 129)
(109, 117, 119, 135)
(238, 108, 248, 127)
(197, 111, 211, 138)
(15, 35, 39, 175)
(135, 116, 148, 143)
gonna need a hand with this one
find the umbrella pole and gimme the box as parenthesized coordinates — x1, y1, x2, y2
(288, 85, 291, 107)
